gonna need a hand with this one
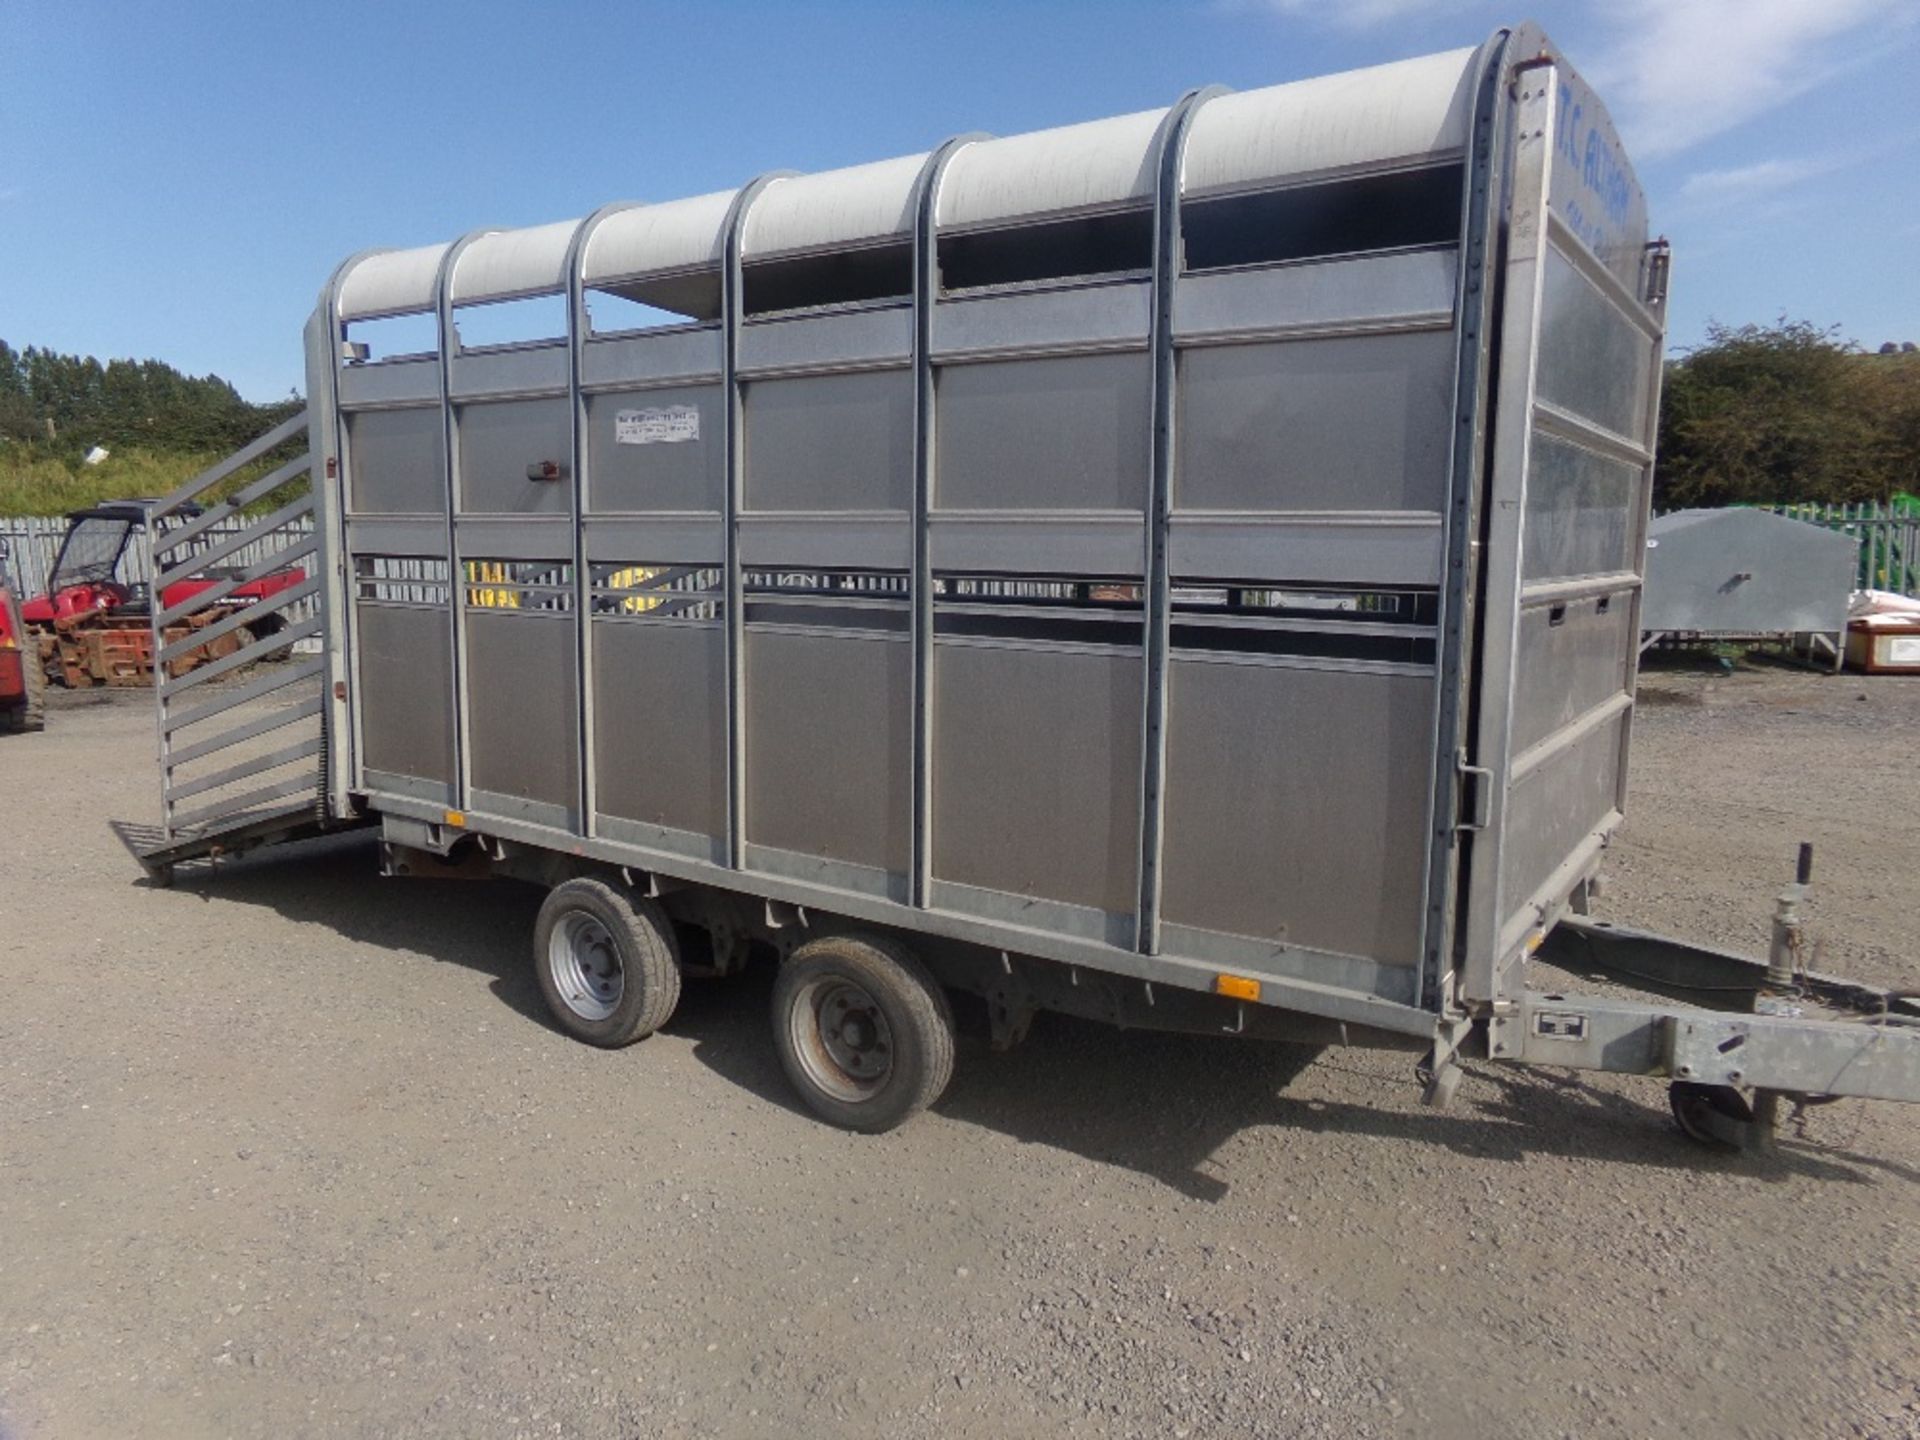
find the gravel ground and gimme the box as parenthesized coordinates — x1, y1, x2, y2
(1, 662, 1916, 1440)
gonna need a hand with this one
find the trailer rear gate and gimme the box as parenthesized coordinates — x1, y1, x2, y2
(133, 22, 1920, 1140)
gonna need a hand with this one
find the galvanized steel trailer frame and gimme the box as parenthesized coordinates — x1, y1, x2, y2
(135, 23, 1919, 1135)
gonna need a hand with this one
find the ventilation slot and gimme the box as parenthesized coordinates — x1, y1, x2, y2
(940, 208, 1153, 292)
(587, 269, 723, 332)
(452, 294, 568, 350)
(745, 243, 914, 316)
(343, 312, 438, 364)
(1181, 165, 1464, 273)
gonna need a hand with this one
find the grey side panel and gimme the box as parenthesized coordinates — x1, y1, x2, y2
(585, 386, 726, 513)
(744, 629, 910, 883)
(739, 306, 912, 374)
(355, 604, 455, 783)
(458, 398, 573, 514)
(933, 283, 1150, 358)
(743, 368, 914, 513)
(347, 407, 447, 515)
(930, 516, 1146, 576)
(1174, 330, 1455, 514)
(592, 621, 727, 839)
(581, 327, 724, 389)
(450, 343, 569, 399)
(934, 353, 1151, 513)
(1166, 515, 1442, 586)
(1498, 707, 1627, 935)
(1535, 248, 1651, 442)
(931, 643, 1143, 919)
(1159, 659, 1429, 967)
(1172, 250, 1456, 343)
(582, 516, 725, 564)
(1508, 596, 1634, 758)
(1520, 432, 1640, 582)
(338, 357, 439, 408)
(464, 610, 579, 812)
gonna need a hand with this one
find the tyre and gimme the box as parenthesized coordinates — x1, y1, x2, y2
(533, 877, 683, 1047)
(18, 637, 45, 731)
(772, 932, 955, 1133)
(1669, 1080, 1755, 1151)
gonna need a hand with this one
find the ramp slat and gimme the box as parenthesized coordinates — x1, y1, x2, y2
(152, 453, 313, 558)
(166, 737, 323, 803)
(156, 575, 319, 664)
(167, 696, 323, 766)
(148, 409, 310, 522)
(163, 658, 325, 736)
(155, 535, 319, 628)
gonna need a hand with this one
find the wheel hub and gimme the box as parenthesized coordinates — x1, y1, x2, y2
(792, 979, 894, 1098)
(548, 913, 625, 1021)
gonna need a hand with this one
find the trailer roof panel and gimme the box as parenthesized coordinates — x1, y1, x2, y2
(742, 153, 931, 259)
(1182, 47, 1477, 196)
(337, 242, 454, 320)
(581, 190, 740, 287)
(936, 108, 1168, 230)
(450, 219, 582, 304)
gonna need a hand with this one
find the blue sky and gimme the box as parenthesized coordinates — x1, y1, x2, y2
(3, 0, 1917, 401)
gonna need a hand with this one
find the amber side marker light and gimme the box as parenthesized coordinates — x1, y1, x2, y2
(443, 810, 467, 828)
(1214, 973, 1261, 1003)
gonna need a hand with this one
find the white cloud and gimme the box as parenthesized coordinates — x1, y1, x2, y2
(1589, 0, 1915, 158)
(1676, 155, 1844, 208)
(1222, 0, 1466, 31)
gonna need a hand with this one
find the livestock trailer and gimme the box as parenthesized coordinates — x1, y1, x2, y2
(126, 22, 1919, 1145)
(1641, 507, 1858, 667)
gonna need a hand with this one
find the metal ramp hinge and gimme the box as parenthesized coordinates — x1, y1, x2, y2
(1455, 756, 1493, 832)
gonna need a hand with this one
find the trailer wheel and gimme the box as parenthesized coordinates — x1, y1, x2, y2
(1669, 1080, 1755, 1151)
(773, 933, 954, 1133)
(533, 878, 682, 1047)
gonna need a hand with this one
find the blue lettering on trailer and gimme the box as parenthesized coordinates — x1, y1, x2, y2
(1553, 80, 1633, 262)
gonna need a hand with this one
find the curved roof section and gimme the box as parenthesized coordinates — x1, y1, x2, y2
(330, 39, 1550, 311)
(337, 242, 454, 320)
(936, 108, 1167, 230)
(742, 153, 930, 259)
(581, 190, 739, 286)
(449, 219, 580, 304)
(1182, 48, 1478, 198)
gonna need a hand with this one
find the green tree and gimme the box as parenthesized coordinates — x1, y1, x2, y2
(1655, 320, 1907, 508)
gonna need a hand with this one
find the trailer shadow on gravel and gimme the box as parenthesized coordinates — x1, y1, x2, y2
(160, 830, 1910, 1198)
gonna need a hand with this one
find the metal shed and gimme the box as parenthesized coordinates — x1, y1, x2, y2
(123, 22, 1920, 1145)
(1642, 508, 1858, 661)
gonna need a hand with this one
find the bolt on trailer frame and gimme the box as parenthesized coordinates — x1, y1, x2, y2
(132, 22, 1919, 1140)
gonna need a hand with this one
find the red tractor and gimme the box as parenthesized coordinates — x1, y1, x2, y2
(22, 501, 305, 688)
(1, 539, 47, 731)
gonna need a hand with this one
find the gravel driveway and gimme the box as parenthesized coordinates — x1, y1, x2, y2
(2, 662, 1916, 1440)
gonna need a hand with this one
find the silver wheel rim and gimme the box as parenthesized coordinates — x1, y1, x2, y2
(548, 913, 624, 1021)
(789, 976, 894, 1103)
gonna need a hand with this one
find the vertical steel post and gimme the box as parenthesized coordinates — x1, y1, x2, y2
(1462, 60, 1558, 1004)
(721, 175, 787, 871)
(564, 204, 641, 841)
(434, 230, 495, 813)
(1135, 86, 1222, 956)
(1414, 31, 1511, 1012)
(909, 134, 984, 909)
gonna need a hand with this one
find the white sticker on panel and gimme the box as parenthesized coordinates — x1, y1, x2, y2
(615, 405, 700, 445)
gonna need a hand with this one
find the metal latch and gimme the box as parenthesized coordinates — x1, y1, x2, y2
(1644, 238, 1671, 308)
(1456, 759, 1493, 832)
